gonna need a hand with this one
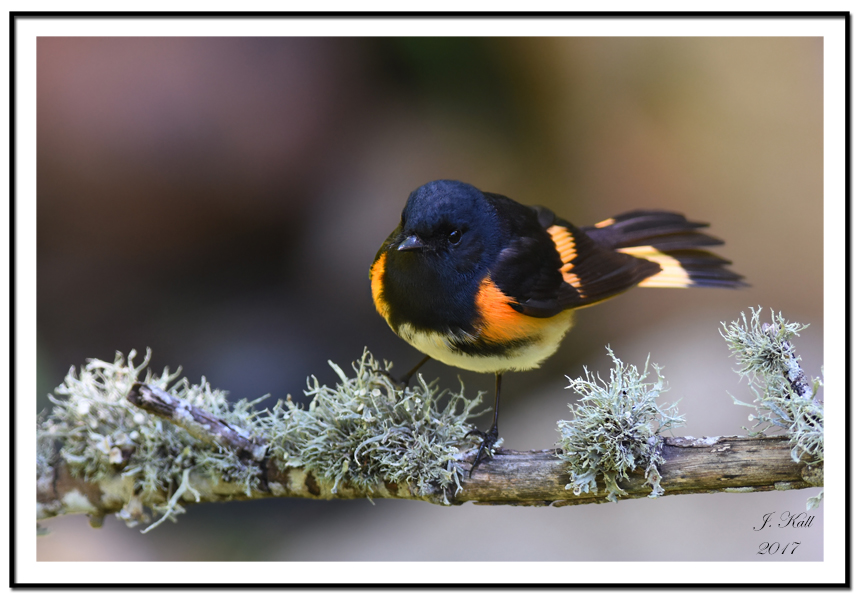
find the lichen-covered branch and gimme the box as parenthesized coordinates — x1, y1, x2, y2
(37, 349, 487, 531)
(36, 308, 824, 532)
(720, 307, 824, 508)
(37, 434, 821, 526)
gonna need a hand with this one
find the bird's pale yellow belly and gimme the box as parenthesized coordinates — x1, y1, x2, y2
(396, 310, 575, 373)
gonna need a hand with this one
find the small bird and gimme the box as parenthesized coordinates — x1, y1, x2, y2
(370, 180, 745, 473)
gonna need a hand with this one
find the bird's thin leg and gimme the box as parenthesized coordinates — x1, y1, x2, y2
(400, 354, 431, 387)
(465, 372, 502, 476)
(376, 354, 431, 388)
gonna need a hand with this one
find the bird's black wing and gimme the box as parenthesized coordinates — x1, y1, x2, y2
(483, 194, 658, 318)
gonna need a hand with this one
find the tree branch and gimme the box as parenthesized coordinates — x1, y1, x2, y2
(126, 383, 267, 462)
(36, 311, 825, 532)
(37, 434, 822, 527)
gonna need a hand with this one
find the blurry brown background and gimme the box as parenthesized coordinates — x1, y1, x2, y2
(36, 36, 824, 561)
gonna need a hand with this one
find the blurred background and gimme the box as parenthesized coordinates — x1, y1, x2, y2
(36, 36, 824, 561)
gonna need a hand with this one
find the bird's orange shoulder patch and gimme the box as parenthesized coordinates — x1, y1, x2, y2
(546, 224, 582, 289)
(370, 253, 390, 319)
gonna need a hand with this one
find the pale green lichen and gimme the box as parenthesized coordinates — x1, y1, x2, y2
(267, 350, 485, 503)
(807, 489, 824, 510)
(557, 348, 685, 502)
(720, 307, 823, 463)
(38, 348, 483, 530)
(720, 307, 824, 509)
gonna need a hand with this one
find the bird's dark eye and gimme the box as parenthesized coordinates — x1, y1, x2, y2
(448, 229, 462, 245)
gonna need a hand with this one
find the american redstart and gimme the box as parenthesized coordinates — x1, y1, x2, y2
(370, 179, 745, 473)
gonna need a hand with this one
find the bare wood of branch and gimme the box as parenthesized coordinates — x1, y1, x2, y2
(126, 383, 268, 462)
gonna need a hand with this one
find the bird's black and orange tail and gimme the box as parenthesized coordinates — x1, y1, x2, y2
(582, 210, 746, 289)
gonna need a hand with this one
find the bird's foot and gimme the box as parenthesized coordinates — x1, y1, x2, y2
(465, 426, 499, 477)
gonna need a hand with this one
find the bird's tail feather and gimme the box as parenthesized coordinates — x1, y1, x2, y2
(584, 210, 746, 289)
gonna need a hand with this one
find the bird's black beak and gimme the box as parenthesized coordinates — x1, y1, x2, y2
(397, 235, 425, 252)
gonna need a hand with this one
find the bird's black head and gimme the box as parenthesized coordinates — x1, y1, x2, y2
(377, 180, 503, 332)
(394, 179, 500, 274)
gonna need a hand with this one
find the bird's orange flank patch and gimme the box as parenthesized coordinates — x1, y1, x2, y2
(475, 276, 570, 343)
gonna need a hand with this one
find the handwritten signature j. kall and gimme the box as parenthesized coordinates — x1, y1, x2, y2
(754, 511, 815, 531)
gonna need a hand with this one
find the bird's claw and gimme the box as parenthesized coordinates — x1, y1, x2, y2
(465, 427, 498, 477)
